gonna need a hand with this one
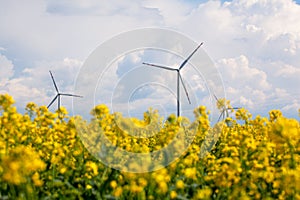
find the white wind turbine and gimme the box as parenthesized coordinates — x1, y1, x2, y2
(143, 42, 203, 117)
(47, 70, 82, 110)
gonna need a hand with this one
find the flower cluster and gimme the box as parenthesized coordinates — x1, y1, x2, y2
(0, 94, 299, 199)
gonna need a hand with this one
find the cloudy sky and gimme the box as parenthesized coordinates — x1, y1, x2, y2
(1, 0, 300, 120)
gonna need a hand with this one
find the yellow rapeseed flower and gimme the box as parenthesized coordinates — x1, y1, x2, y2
(176, 180, 185, 189)
(110, 180, 118, 189)
(170, 190, 177, 199)
(86, 184, 92, 190)
(195, 187, 212, 199)
(32, 172, 44, 187)
(184, 167, 197, 180)
(158, 181, 168, 194)
(113, 186, 123, 197)
(86, 161, 99, 176)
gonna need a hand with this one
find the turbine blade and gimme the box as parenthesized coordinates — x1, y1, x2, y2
(60, 93, 83, 98)
(225, 107, 240, 110)
(47, 95, 58, 108)
(213, 94, 218, 101)
(179, 73, 191, 104)
(217, 110, 224, 122)
(179, 42, 203, 70)
(142, 62, 176, 71)
(49, 70, 59, 93)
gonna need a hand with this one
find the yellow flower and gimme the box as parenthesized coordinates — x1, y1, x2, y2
(110, 180, 117, 189)
(86, 184, 92, 190)
(0, 94, 15, 110)
(113, 187, 123, 197)
(130, 183, 143, 193)
(158, 181, 168, 194)
(236, 108, 252, 121)
(170, 190, 177, 199)
(195, 187, 212, 199)
(138, 177, 148, 187)
(176, 180, 185, 189)
(86, 161, 99, 176)
(59, 167, 67, 174)
(32, 172, 44, 187)
(155, 174, 165, 183)
(184, 167, 197, 180)
(2, 94, 300, 199)
(1, 145, 46, 185)
(269, 110, 282, 122)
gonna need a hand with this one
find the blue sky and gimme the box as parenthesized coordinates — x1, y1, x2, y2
(0, 0, 300, 120)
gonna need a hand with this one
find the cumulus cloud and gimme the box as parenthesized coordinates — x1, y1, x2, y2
(275, 64, 300, 78)
(0, 54, 47, 110)
(218, 55, 271, 91)
(282, 100, 300, 112)
(0, 55, 82, 112)
(0, 0, 161, 68)
(216, 55, 270, 112)
(46, 0, 159, 17)
(239, 96, 254, 108)
(0, 54, 14, 85)
(217, 53, 299, 116)
(178, 0, 300, 117)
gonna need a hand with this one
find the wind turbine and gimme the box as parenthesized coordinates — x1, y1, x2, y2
(214, 94, 240, 121)
(47, 70, 83, 110)
(143, 42, 203, 117)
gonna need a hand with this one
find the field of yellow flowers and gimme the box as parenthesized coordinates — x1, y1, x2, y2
(0, 93, 299, 199)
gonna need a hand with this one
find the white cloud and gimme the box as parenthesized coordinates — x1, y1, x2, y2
(240, 96, 254, 108)
(46, 0, 159, 17)
(275, 64, 300, 78)
(282, 100, 300, 112)
(218, 55, 271, 91)
(0, 54, 14, 84)
(0, 0, 161, 66)
(143, 0, 197, 26)
(1, 0, 300, 118)
(216, 54, 299, 117)
(0, 56, 82, 111)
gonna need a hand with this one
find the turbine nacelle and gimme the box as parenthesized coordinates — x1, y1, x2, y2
(47, 70, 83, 110)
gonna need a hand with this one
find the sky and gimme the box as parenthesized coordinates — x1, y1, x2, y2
(0, 0, 300, 121)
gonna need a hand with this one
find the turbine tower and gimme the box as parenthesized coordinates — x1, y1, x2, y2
(214, 94, 240, 121)
(47, 70, 82, 110)
(143, 42, 203, 117)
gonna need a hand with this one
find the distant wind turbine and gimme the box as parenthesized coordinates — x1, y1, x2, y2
(143, 42, 203, 117)
(214, 94, 240, 121)
(47, 70, 82, 110)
